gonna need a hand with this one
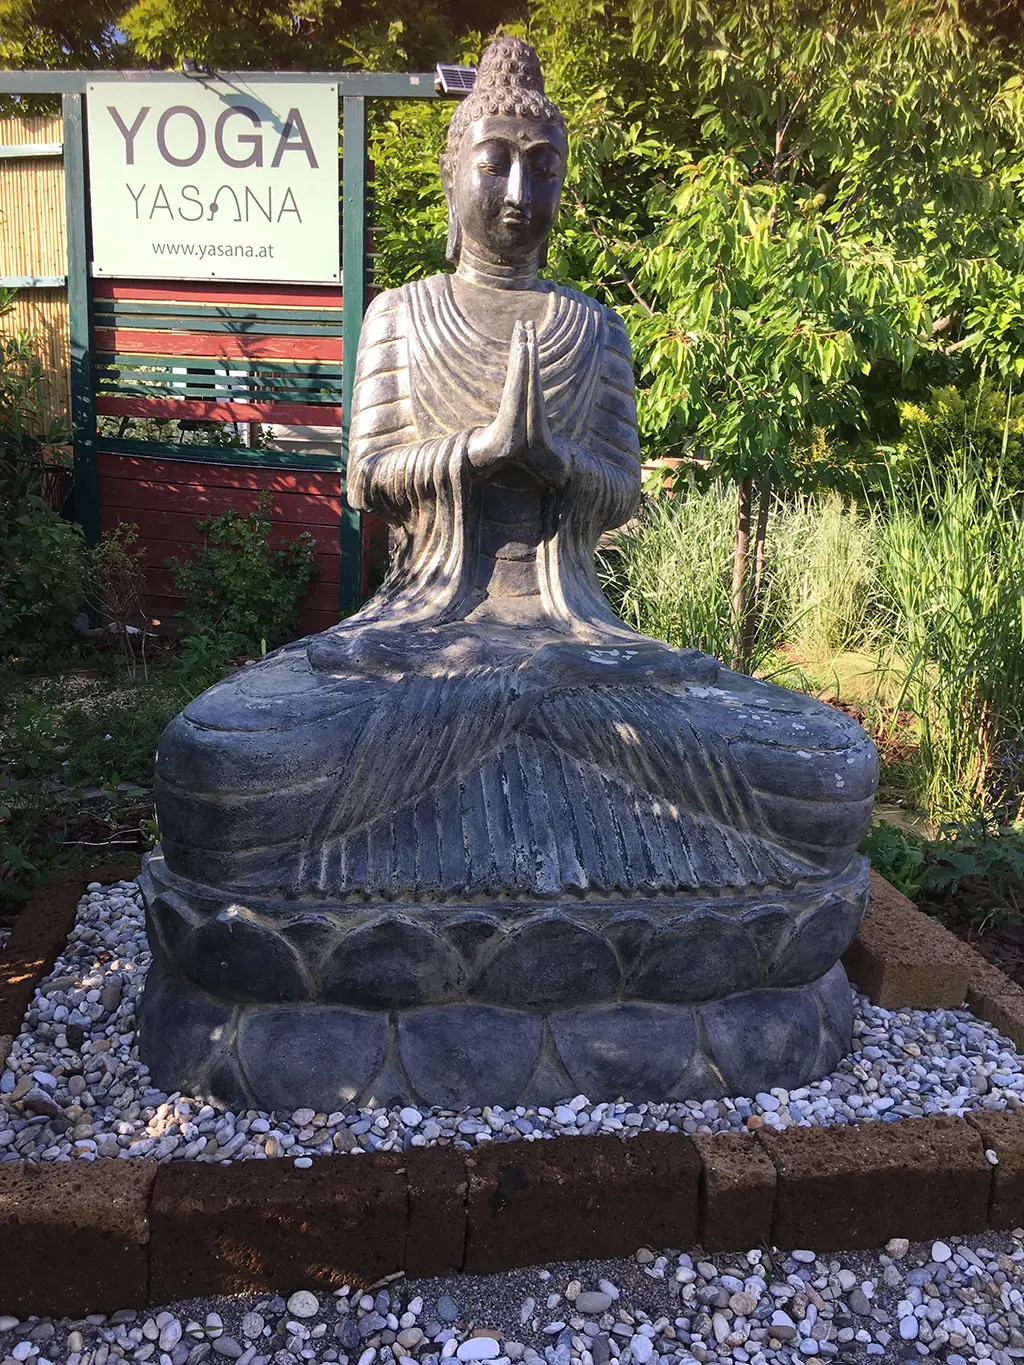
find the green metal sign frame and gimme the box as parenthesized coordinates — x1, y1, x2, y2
(0, 69, 441, 615)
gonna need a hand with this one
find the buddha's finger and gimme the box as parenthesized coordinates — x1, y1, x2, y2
(491, 324, 530, 458)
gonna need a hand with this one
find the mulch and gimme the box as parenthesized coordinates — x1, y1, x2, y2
(922, 892, 1024, 992)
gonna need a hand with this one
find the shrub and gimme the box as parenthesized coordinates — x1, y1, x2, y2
(168, 491, 317, 669)
(863, 818, 1024, 928)
(90, 522, 150, 680)
(0, 494, 88, 664)
(0, 318, 85, 665)
(893, 381, 1024, 491)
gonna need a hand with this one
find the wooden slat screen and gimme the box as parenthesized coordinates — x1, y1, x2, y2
(0, 114, 70, 428)
(92, 278, 344, 427)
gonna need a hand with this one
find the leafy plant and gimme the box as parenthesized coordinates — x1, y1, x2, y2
(0, 494, 89, 664)
(0, 309, 86, 665)
(168, 491, 317, 670)
(864, 818, 1024, 927)
(90, 522, 150, 681)
(860, 820, 930, 899)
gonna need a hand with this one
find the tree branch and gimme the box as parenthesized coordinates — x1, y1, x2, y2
(567, 187, 655, 314)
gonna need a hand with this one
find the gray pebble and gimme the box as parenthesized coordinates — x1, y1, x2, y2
(574, 1295, 612, 1316)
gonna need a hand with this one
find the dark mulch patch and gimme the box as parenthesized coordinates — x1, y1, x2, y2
(919, 883, 1024, 992)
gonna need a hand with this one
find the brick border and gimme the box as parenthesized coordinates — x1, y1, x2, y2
(3, 863, 1024, 1318)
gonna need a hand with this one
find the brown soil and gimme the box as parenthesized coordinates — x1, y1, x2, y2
(921, 890, 1024, 992)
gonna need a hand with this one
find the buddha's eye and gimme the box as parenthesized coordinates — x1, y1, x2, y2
(530, 153, 561, 181)
(477, 154, 509, 176)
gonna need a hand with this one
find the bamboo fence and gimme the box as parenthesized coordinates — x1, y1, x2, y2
(0, 113, 70, 430)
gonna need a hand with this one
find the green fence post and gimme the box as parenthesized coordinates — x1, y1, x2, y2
(339, 94, 368, 616)
(62, 91, 98, 548)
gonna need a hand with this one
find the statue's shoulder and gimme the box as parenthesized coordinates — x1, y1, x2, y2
(550, 282, 632, 353)
(359, 286, 406, 350)
(368, 275, 446, 313)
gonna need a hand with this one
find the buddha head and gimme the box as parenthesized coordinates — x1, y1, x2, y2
(440, 36, 568, 267)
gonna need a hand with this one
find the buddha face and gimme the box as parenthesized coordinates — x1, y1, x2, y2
(445, 114, 567, 265)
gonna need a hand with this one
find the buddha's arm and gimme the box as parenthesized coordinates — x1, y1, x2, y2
(347, 290, 467, 522)
(564, 310, 642, 531)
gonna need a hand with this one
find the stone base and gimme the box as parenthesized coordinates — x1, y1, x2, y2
(137, 958, 855, 1112)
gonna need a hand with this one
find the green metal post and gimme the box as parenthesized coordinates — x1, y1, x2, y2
(339, 94, 368, 616)
(63, 91, 98, 547)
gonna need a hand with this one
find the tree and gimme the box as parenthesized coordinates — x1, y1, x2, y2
(0, 0, 129, 84)
(526, 0, 1024, 663)
(0, 0, 520, 76)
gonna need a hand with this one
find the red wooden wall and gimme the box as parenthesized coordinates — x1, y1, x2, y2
(98, 453, 343, 637)
(92, 276, 355, 639)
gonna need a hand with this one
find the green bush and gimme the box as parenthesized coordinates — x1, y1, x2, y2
(863, 818, 1024, 926)
(892, 381, 1024, 491)
(0, 313, 85, 665)
(168, 491, 317, 670)
(0, 496, 88, 664)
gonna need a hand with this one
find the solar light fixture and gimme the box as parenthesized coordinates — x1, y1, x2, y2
(435, 64, 478, 97)
(181, 57, 216, 78)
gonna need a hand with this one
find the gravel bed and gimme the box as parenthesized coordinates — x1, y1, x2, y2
(5, 1234, 1024, 1365)
(0, 880, 1022, 1164)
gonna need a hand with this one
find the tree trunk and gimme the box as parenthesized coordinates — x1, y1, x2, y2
(730, 475, 753, 670)
(748, 474, 772, 660)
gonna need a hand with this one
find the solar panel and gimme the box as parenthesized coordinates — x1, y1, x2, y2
(435, 64, 478, 96)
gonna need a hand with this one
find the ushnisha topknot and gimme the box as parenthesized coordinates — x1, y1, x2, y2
(445, 36, 567, 158)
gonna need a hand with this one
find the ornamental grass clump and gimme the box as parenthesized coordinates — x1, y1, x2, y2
(877, 458, 1024, 824)
(598, 476, 764, 669)
(774, 492, 882, 662)
(600, 479, 880, 675)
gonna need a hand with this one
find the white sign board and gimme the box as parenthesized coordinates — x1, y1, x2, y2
(86, 79, 339, 283)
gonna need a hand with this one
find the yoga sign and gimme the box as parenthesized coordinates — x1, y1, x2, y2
(86, 79, 340, 282)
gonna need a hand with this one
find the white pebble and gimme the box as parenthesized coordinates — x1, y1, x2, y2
(287, 1291, 320, 1318)
(456, 1339, 501, 1361)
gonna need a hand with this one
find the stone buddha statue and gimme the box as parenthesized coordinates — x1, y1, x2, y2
(138, 38, 878, 1113)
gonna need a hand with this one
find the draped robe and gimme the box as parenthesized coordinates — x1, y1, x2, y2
(154, 275, 877, 902)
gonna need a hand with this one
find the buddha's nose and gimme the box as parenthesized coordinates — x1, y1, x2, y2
(504, 157, 530, 210)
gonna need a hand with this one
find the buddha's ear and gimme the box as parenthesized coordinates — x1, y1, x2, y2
(439, 152, 461, 264)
